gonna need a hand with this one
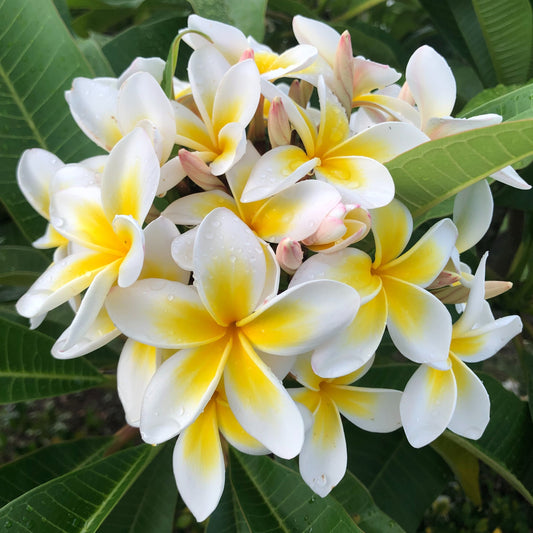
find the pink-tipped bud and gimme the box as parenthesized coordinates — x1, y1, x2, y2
(427, 270, 462, 290)
(289, 79, 314, 108)
(302, 202, 350, 246)
(179, 149, 225, 191)
(485, 280, 513, 299)
(268, 97, 292, 148)
(334, 31, 355, 114)
(276, 238, 303, 274)
(239, 48, 255, 62)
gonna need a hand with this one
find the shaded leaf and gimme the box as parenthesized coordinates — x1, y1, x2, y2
(472, 0, 533, 85)
(386, 119, 533, 221)
(187, 0, 267, 41)
(0, 316, 105, 404)
(76, 37, 116, 77)
(431, 436, 482, 506)
(0, 246, 51, 286)
(98, 442, 178, 533)
(0, 0, 101, 243)
(207, 449, 363, 532)
(0, 437, 112, 507)
(0, 444, 158, 532)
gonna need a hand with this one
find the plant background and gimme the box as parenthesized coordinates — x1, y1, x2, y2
(0, 0, 532, 532)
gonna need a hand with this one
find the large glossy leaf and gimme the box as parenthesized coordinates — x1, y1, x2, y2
(460, 81, 533, 121)
(386, 119, 533, 221)
(443, 373, 533, 505)
(98, 442, 178, 533)
(0, 246, 50, 286)
(472, 0, 533, 85)
(0, 444, 159, 532)
(207, 449, 363, 532)
(0, 316, 105, 403)
(0, 437, 112, 507)
(186, 0, 267, 41)
(0, 0, 101, 244)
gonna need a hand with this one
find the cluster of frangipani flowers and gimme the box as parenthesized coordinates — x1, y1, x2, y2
(15, 13, 527, 522)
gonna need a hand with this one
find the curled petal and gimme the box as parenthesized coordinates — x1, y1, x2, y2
(141, 336, 231, 443)
(171, 227, 197, 272)
(400, 363, 457, 448)
(173, 401, 225, 522)
(210, 121, 248, 176)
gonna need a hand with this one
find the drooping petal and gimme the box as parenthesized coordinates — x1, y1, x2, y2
(16, 251, 114, 318)
(371, 198, 413, 269)
(240, 145, 318, 203)
(491, 165, 531, 190)
(453, 180, 493, 254)
(299, 395, 347, 497)
(140, 335, 231, 443)
(379, 218, 457, 287)
(327, 384, 402, 432)
(315, 155, 394, 208)
(405, 45, 456, 129)
(424, 114, 501, 139)
(173, 400, 225, 522)
(400, 363, 457, 448)
(17, 148, 64, 219)
(239, 279, 359, 356)
(215, 392, 269, 455)
(252, 180, 341, 242)
(194, 208, 267, 325)
(447, 356, 490, 439)
(352, 57, 401, 96)
(106, 279, 226, 348)
(383, 276, 452, 367)
(224, 332, 304, 459)
(141, 216, 190, 283)
(163, 191, 238, 225)
(311, 289, 386, 378)
(117, 339, 158, 426)
(101, 128, 159, 224)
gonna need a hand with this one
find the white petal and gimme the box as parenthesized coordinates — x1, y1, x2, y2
(424, 114, 501, 139)
(491, 165, 531, 190)
(113, 215, 145, 287)
(171, 227, 197, 272)
(453, 180, 493, 253)
(118, 56, 166, 86)
(400, 364, 457, 448)
(293, 15, 340, 67)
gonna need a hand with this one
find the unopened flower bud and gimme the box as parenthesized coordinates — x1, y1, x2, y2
(302, 202, 349, 246)
(179, 149, 225, 191)
(268, 97, 292, 148)
(276, 238, 303, 274)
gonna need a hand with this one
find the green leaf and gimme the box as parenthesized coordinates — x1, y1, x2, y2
(460, 81, 533, 121)
(330, 0, 387, 22)
(187, 0, 267, 41)
(387, 119, 533, 221)
(0, 0, 102, 243)
(0, 444, 159, 532)
(0, 246, 50, 286)
(331, 471, 406, 533)
(0, 437, 112, 507)
(98, 443, 179, 533)
(431, 436, 482, 506)
(443, 373, 533, 505)
(102, 14, 190, 76)
(472, 0, 533, 84)
(76, 37, 116, 77)
(207, 449, 363, 532)
(0, 316, 105, 404)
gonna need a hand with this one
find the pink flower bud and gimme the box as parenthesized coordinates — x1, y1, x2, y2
(179, 149, 225, 191)
(239, 48, 255, 62)
(268, 97, 292, 148)
(276, 238, 303, 274)
(302, 202, 350, 246)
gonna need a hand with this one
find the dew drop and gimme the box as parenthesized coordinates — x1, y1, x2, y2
(177, 406, 184, 416)
(167, 295, 174, 302)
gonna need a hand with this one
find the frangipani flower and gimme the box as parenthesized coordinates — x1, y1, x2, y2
(173, 384, 268, 521)
(400, 253, 523, 448)
(290, 354, 402, 497)
(167, 46, 260, 191)
(183, 14, 317, 81)
(16, 128, 160, 351)
(105, 208, 360, 461)
(163, 143, 370, 256)
(291, 198, 457, 377)
(241, 77, 428, 207)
